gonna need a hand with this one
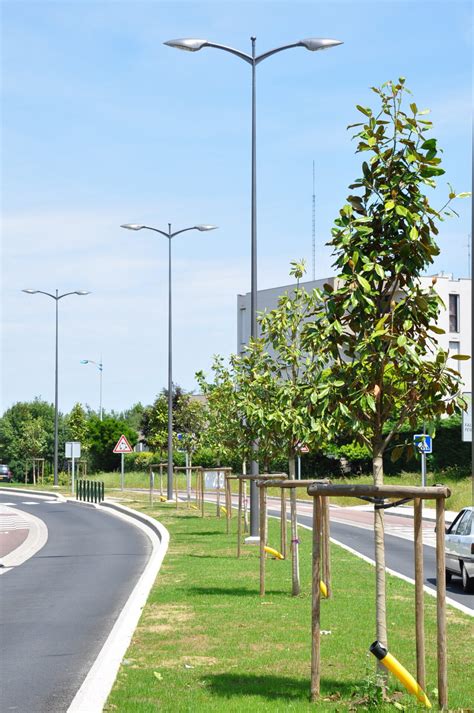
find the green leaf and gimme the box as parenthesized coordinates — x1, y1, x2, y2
(456, 192, 471, 198)
(409, 102, 418, 114)
(356, 105, 372, 117)
(356, 274, 371, 292)
(367, 136, 376, 147)
(409, 226, 419, 240)
(395, 204, 408, 217)
(385, 199, 395, 211)
(429, 325, 445, 334)
(397, 335, 407, 347)
(374, 264, 385, 279)
(450, 354, 471, 360)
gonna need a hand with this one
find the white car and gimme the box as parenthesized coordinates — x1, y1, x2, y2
(445, 506, 474, 593)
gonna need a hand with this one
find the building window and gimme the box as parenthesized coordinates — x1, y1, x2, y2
(449, 341, 460, 355)
(449, 294, 460, 332)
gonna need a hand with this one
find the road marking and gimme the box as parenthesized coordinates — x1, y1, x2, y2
(0, 505, 48, 574)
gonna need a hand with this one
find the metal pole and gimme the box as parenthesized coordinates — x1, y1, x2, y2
(121, 452, 124, 491)
(249, 36, 259, 539)
(54, 290, 59, 487)
(297, 455, 301, 480)
(71, 451, 75, 496)
(99, 356, 103, 421)
(421, 423, 427, 487)
(167, 225, 174, 500)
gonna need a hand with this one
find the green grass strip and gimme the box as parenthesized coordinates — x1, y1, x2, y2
(105, 500, 473, 711)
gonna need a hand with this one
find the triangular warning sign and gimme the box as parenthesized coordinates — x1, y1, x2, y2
(113, 434, 133, 454)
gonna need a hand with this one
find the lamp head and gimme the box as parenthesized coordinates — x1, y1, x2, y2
(80, 360, 89, 364)
(299, 38, 343, 51)
(75, 291, 90, 296)
(22, 289, 39, 294)
(164, 38, 208, 52)
(195, 225, 218, 232)
(121, 224, 144, 231)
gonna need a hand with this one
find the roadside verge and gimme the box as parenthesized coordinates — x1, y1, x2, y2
(67, 501, 169, 713)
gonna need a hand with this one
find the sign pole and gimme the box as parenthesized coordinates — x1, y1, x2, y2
(121, 453, 124, 491)
(71, 451, 75, 495)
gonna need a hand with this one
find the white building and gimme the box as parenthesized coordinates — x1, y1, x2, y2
(237, 273, 471, 392)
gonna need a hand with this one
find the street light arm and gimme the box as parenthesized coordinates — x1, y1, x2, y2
(57, 291, 87, 300)
(169, 226, 202, 238)
(140, 226, 171, 239)
(29, 290, 57, 300)
(202, 41, 253, 64)
(255, 41, 306, 64)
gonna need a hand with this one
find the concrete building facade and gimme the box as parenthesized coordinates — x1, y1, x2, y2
(237, 273, 471, 392)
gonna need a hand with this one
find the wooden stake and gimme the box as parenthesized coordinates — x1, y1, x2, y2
(322, 496, 331, 598)
(280, 488, 287, 559)
(225, 477, 231, 534)
(259, 484, 267, 597)
(436, 498, 448, 710)
(217, 475, 221, 518)
(311, 495, 322, 701)
(414, 498, 425, 690)
(201, 470, 205, 518)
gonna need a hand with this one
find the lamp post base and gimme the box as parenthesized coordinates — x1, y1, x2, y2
(244, 535, 260, 545)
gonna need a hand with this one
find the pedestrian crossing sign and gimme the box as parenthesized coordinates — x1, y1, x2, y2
(413, 434, 432, 454)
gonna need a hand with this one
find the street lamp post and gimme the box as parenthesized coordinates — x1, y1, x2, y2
(80, 358, 103, 420)
(164, 35, 343, 537)
(22, 289, 90, 486)
(121, 223, 217, 501)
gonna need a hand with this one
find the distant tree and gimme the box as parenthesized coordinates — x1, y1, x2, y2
(140, 385, 205, 462)
(306, 79, 469, 665)
(66, 403, 89, 453)
(0, 399, 61, 479)
(87, 416, 137, 472)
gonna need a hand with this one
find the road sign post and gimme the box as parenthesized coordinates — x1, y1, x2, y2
(113, 435, 133, 491)
(65, 442, 81, 495)
(413, 433, 432, 487)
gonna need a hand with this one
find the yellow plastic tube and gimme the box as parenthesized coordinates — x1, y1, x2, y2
(159, 495, 167, 502)
(220, 506, 227, 515)
(320, 580, 328, 598)
(264, 545, 284, 560)
(369, 641, 431, 708)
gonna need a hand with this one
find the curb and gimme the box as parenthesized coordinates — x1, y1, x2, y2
(0, 486, 66, 502)
(66, 500, 169, 713)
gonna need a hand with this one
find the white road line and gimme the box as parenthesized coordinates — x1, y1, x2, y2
(0, 506, 48, 574)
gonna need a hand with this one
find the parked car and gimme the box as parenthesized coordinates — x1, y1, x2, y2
(0, 464, 13, 483)
(445, 506, 474, 593)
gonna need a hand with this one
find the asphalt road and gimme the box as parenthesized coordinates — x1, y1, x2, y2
(267, 503, 474, 611)
(0, 493, 151, 713)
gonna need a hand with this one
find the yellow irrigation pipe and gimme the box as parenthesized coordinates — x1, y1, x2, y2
(370, 641, 431, 708)
(264, 546, 284, 560)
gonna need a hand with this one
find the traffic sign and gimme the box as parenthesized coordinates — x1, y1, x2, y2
(413, 434, 432, 454)
(462, 392, 472, 442)
(113, 434, 133, 454)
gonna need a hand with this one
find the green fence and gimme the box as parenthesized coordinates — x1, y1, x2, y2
(76, 479, 105, 503)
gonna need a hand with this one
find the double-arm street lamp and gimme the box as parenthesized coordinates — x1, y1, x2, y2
(80, 358, 103, 420)
(121, 223, 217, 500)
(164, 35, 342, 537)
(22, 289, 90, 485)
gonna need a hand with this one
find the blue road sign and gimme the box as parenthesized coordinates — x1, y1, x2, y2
(413, 434, 432, 454)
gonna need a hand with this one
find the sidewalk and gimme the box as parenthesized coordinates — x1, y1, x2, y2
(339, 503, 458, 524)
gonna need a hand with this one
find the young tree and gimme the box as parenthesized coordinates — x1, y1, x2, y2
(87, 416, 137, 472)
(235, 260, 325, 594)
(196, 357, 254, 466)
(66, 403, 89, 453)
(306, 79, 468, 659)
(0, 399, 59, 478)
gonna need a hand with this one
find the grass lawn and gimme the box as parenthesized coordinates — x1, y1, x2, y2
(105, 498, 473, 712)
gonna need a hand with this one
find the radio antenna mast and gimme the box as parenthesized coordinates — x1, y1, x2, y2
(312, 160, 316, 281)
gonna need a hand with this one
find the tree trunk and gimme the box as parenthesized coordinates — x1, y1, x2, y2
(289, 455, 300, 596)
(373, 447, 388, 686)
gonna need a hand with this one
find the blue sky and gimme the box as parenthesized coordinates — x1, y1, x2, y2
(1, 0, 472, 414)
